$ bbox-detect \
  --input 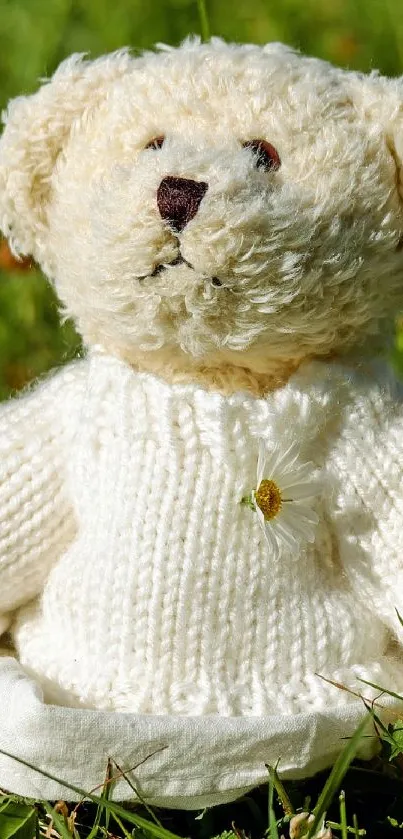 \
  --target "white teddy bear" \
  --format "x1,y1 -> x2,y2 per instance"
0,38 -> 403,718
